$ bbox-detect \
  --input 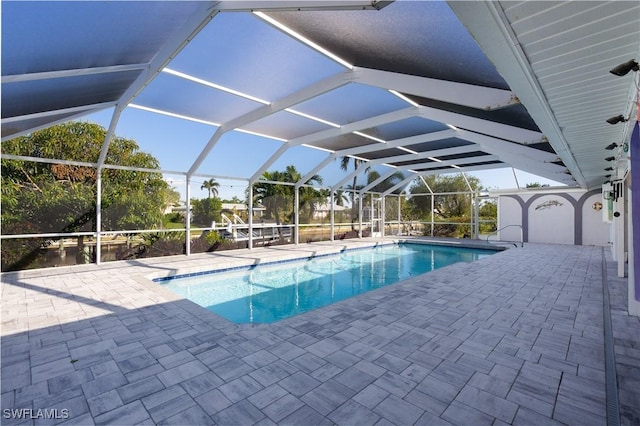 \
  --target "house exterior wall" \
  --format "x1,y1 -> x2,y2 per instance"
528,194 -> 574,244
497,197 -> 522,242
494,189 -> 609,246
